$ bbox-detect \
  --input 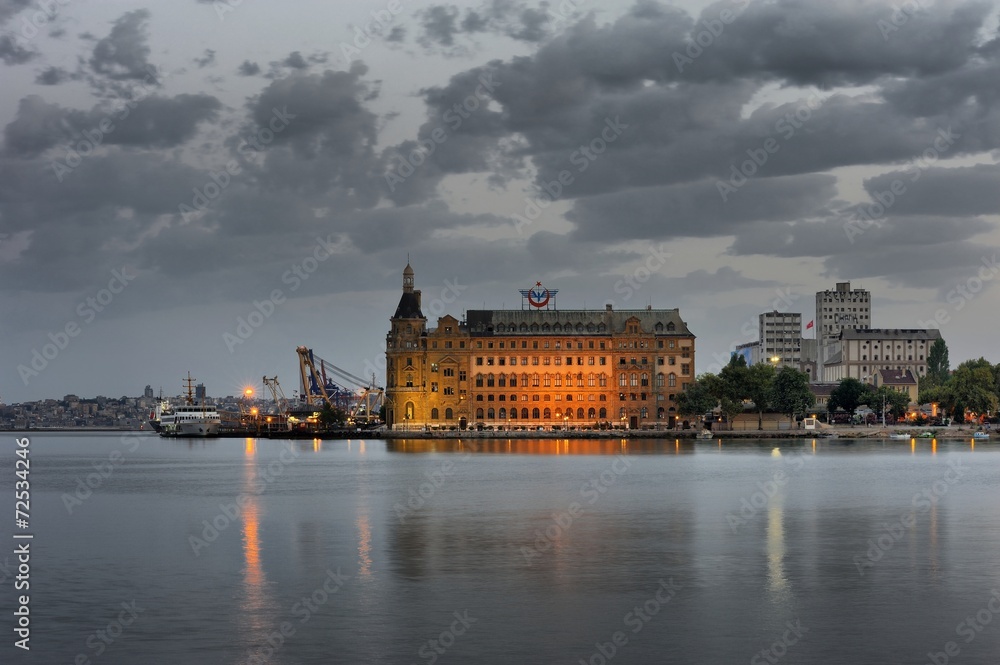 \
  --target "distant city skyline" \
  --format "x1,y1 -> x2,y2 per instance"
2,0 -> 999,401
